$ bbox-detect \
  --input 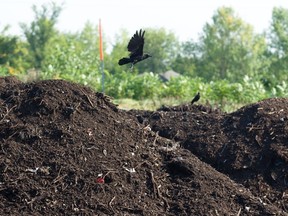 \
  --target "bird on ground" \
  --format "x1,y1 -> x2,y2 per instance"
191,92 -> 200,104
118,29 -> 152,70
